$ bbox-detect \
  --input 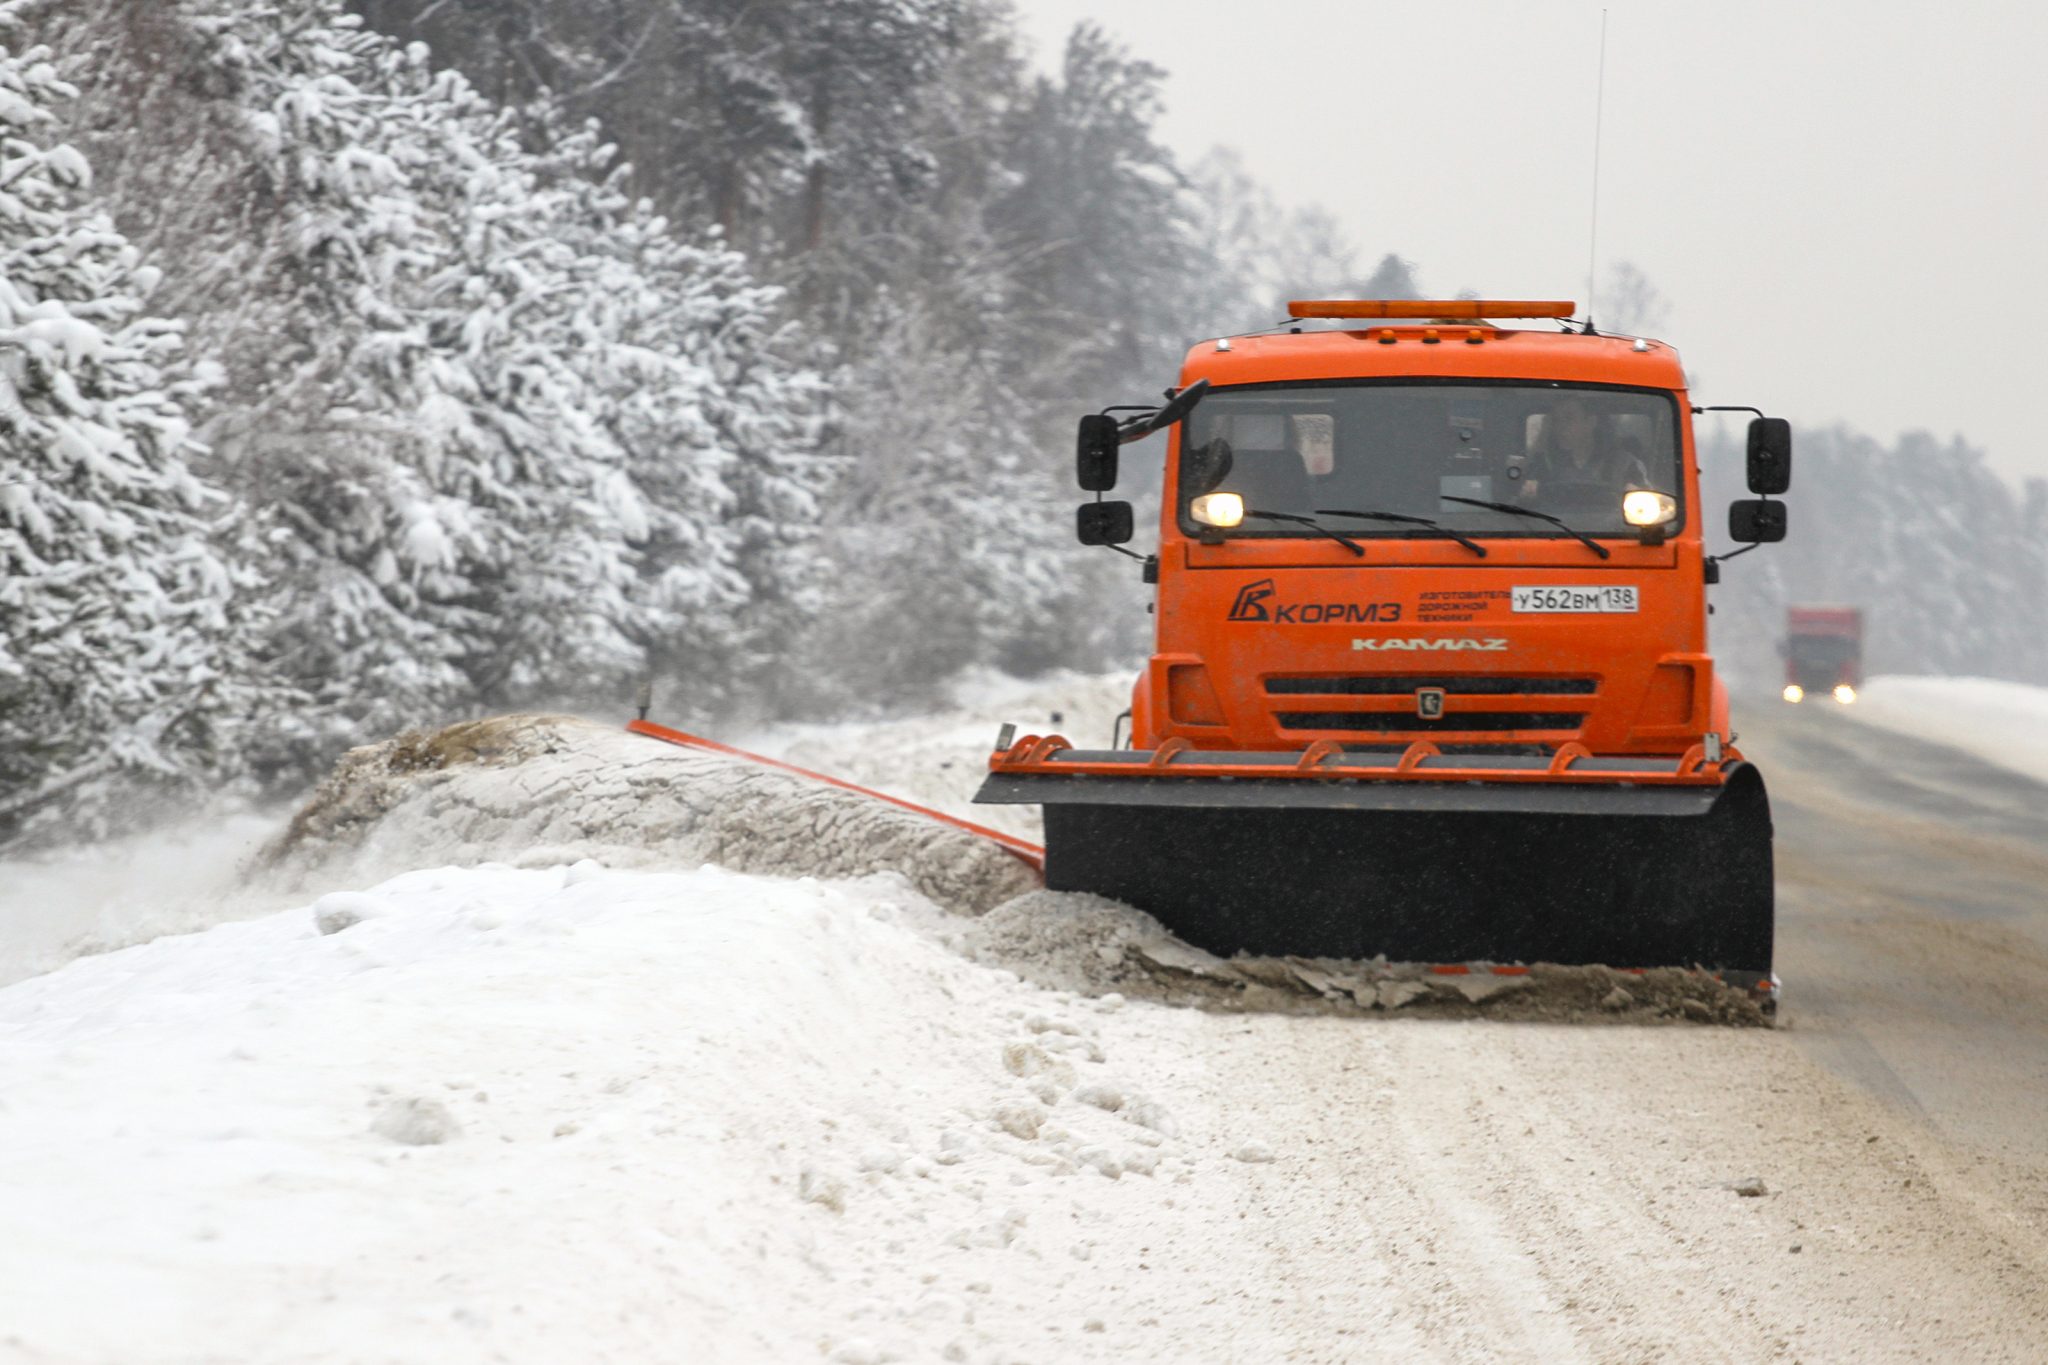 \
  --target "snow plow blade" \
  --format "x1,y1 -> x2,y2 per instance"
975,740 -> 1773,982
